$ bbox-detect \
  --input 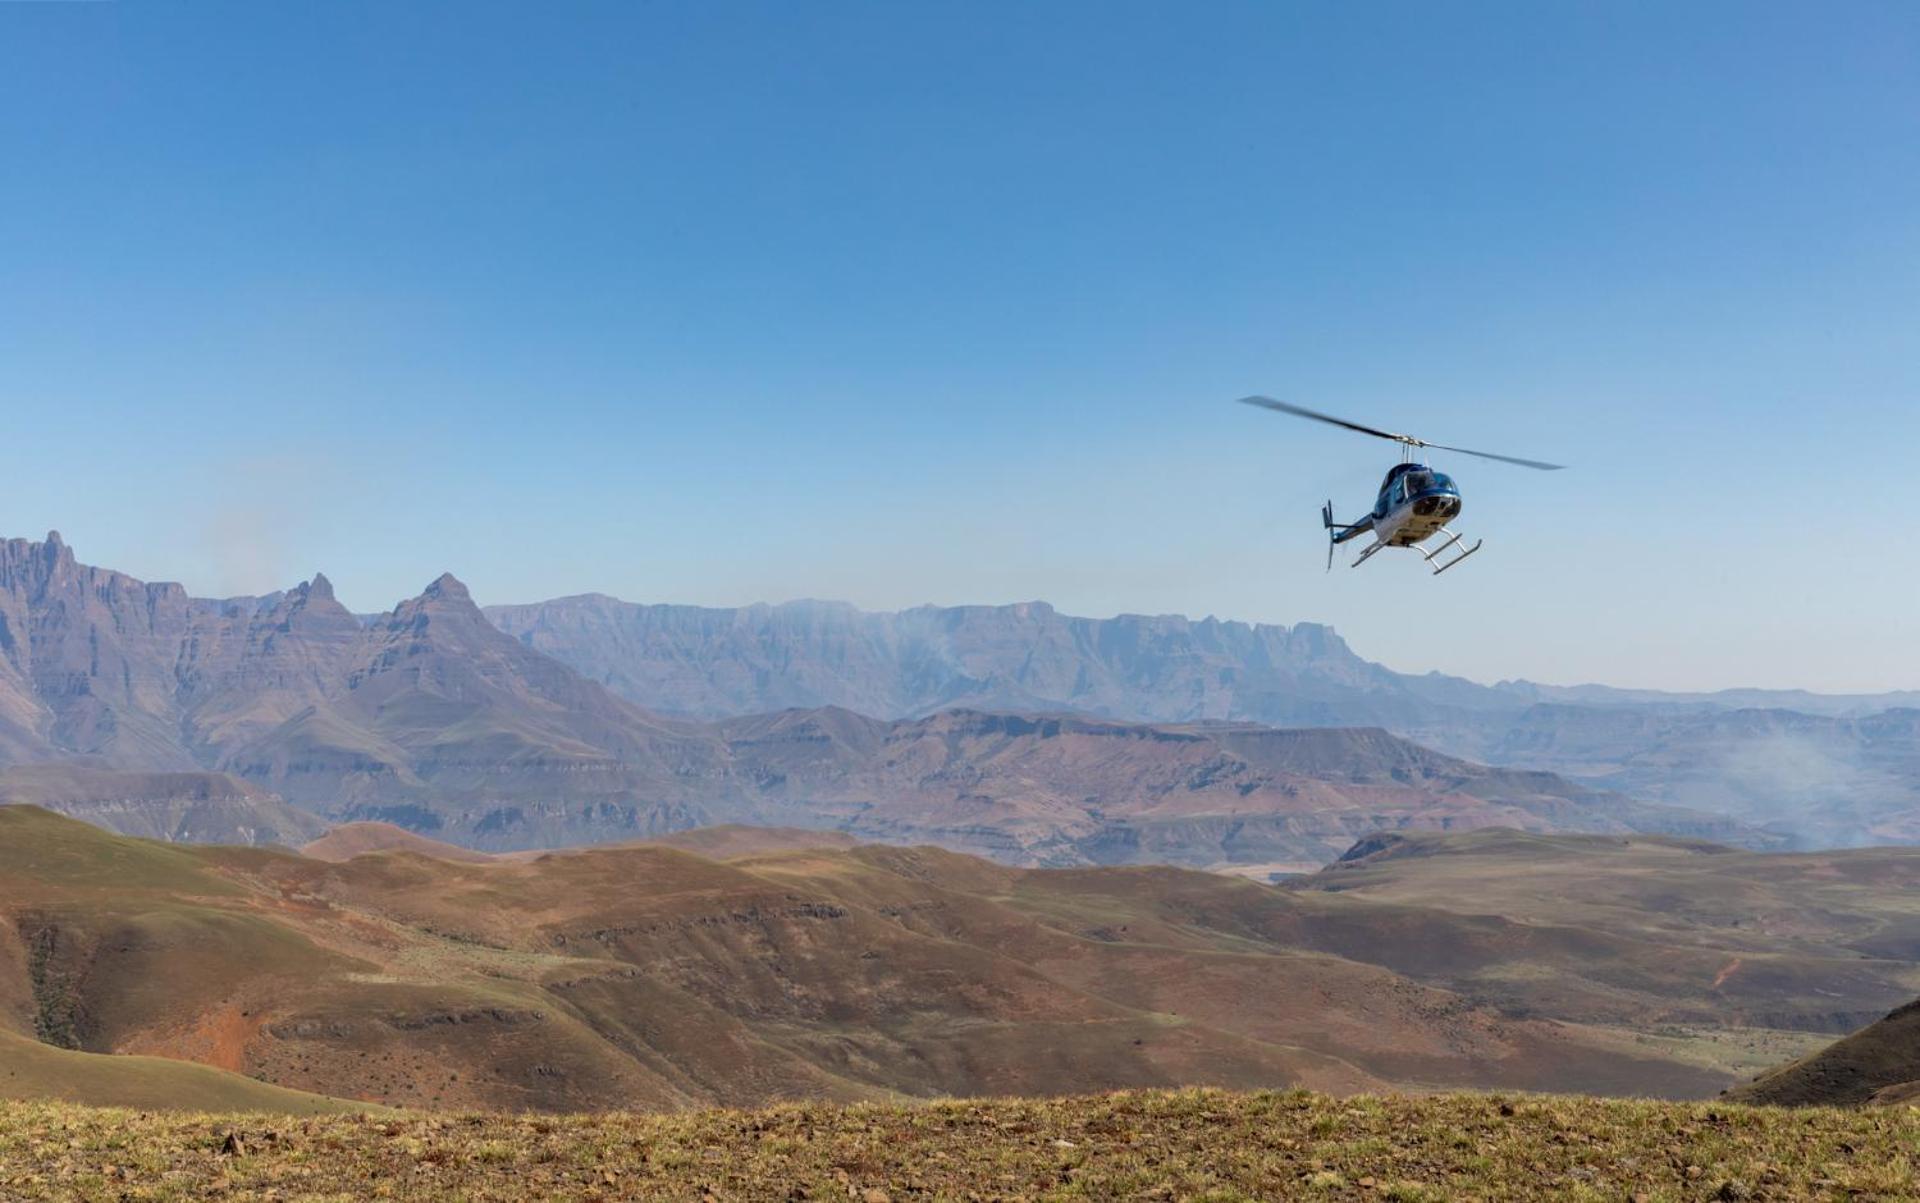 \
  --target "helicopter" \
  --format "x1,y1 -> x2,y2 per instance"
1237,396 -> 1565,575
